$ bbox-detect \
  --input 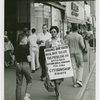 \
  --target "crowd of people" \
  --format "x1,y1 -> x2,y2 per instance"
4,23 -> 91,100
